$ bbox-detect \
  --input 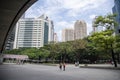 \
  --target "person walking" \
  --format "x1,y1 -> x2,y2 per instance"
59,63 -> 62,70
63,63 -> 66,71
